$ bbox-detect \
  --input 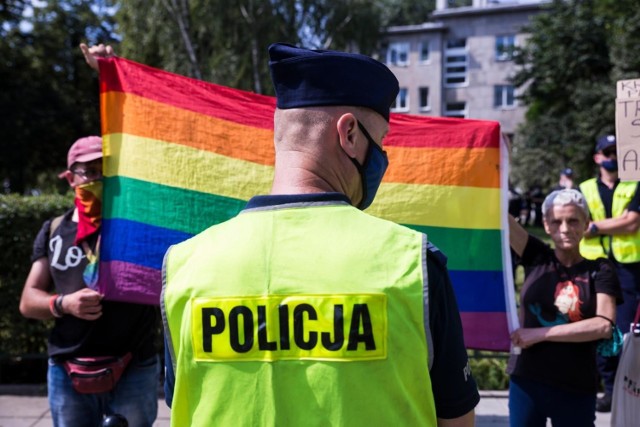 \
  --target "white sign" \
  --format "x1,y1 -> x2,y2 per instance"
616,79 -> 640,181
